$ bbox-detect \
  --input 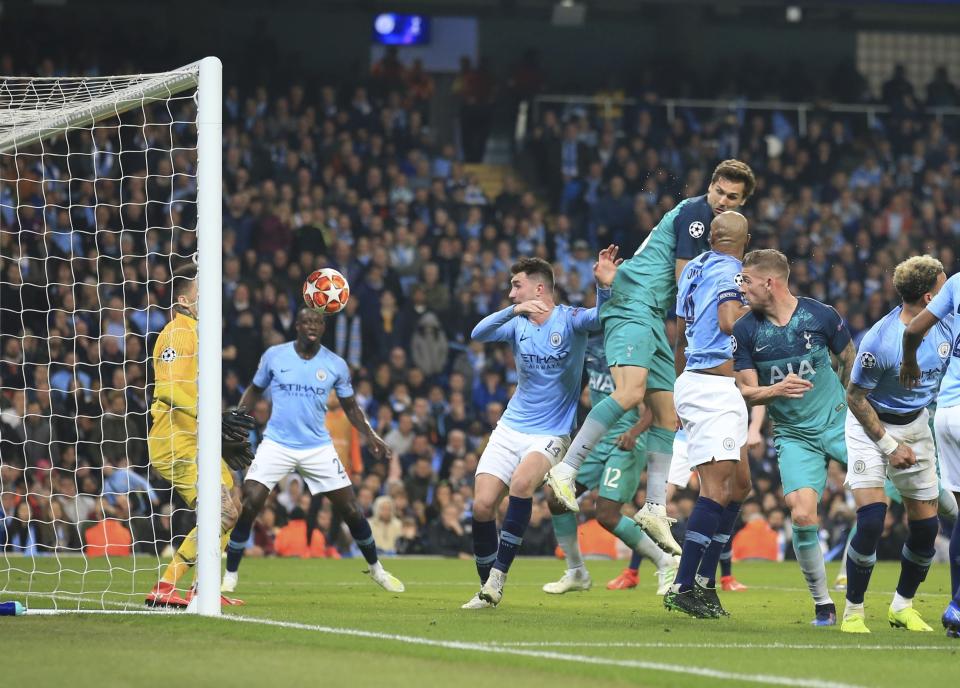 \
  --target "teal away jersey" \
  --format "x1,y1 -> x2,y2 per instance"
733,297 -> 851,437
612,195 -> 715,312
